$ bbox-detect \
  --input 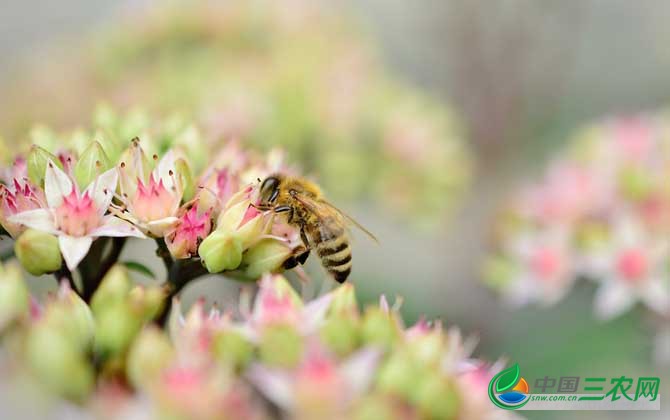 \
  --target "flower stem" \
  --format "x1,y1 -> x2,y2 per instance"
81,237 -> 127,302
54,265 -> 81,297
154,239 -> 209,326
